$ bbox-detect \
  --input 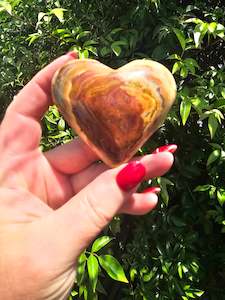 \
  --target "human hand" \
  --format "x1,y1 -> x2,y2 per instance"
0,53 -> 175,299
